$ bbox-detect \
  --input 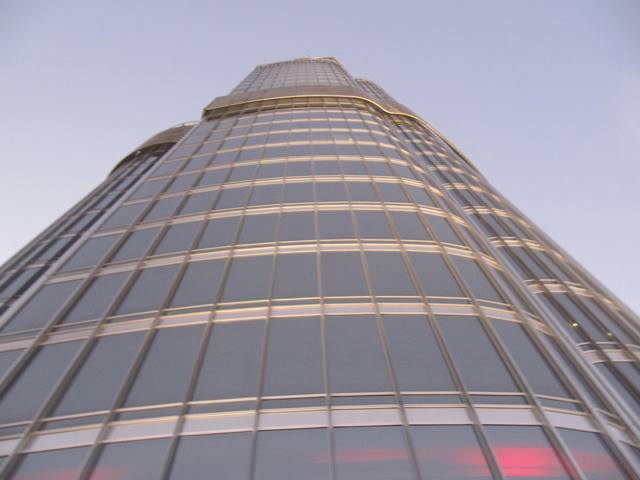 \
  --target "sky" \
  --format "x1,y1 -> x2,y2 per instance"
0,0 -> 638,313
